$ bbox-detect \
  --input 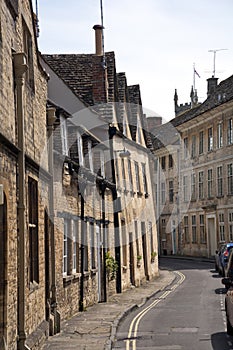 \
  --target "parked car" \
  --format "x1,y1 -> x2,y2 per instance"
222,275 -> 233,335
217,243 -> 233,276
